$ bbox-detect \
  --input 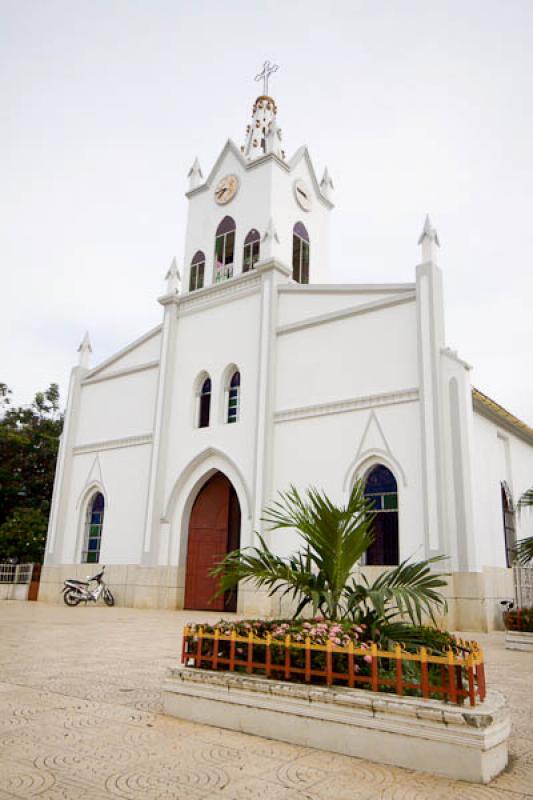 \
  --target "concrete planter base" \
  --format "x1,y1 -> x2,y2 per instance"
505,630 -> 533,651
163,667 -> 510,784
